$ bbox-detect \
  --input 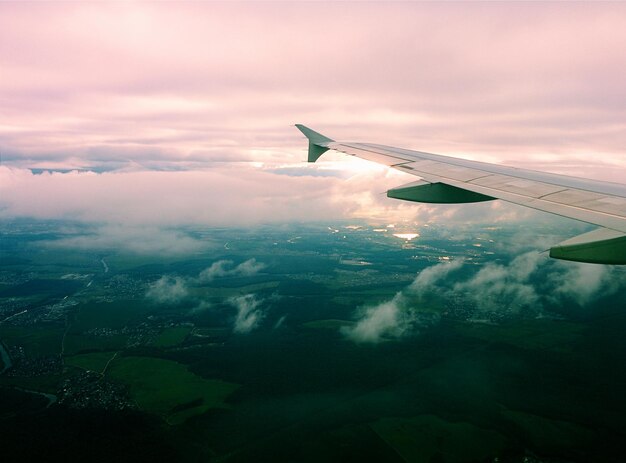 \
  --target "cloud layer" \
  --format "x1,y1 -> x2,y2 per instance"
0,164 -> 552,234
2,2 -> 626,178
2,3 -> 625,234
